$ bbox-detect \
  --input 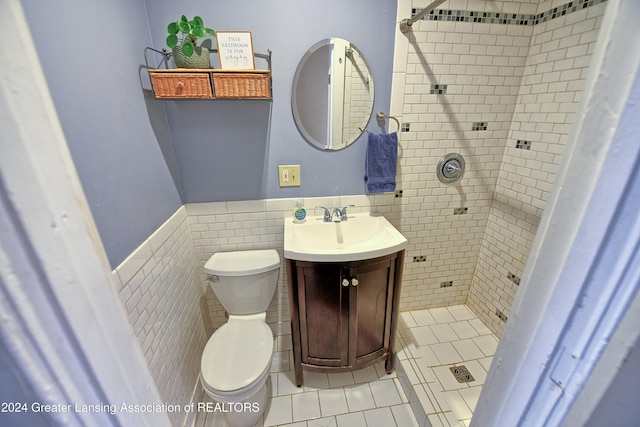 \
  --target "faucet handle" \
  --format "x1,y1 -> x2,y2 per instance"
339,204 -> 355,220
316,206 -> 332,222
